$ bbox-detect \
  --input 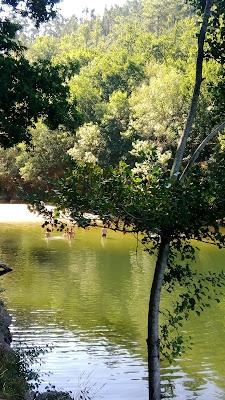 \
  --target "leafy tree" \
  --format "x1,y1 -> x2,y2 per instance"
0,0 -> 79,147
1,0 -> 60,27
2,1 -> 225,397
128,64 -> 189,147
67,123 -> 102,165
100,90 -> 131,165
17,122 -> 74,197
0,56 -> 78,146
26,35 -> 59,62
69,73 -> 103,123
0,145 -> 21,201
30,2 -> 225,400
142,0 -> 192,33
